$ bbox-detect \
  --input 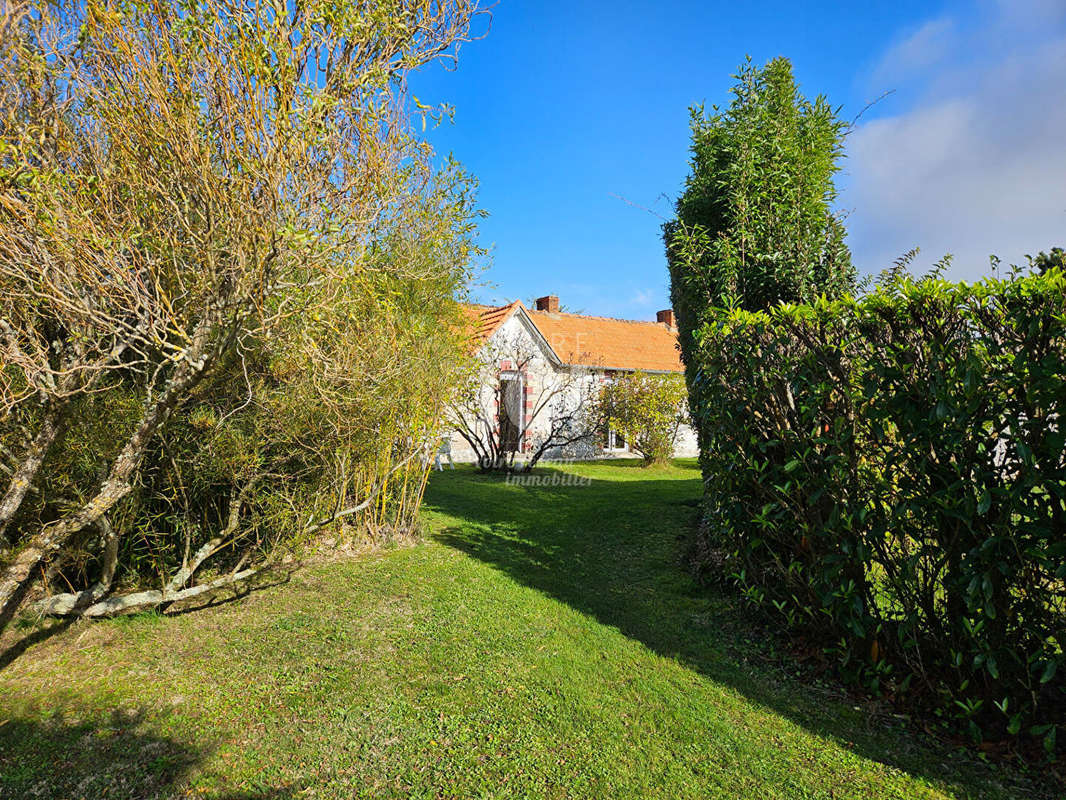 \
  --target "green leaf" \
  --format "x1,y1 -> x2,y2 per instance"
1039,660 -> 1057,684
